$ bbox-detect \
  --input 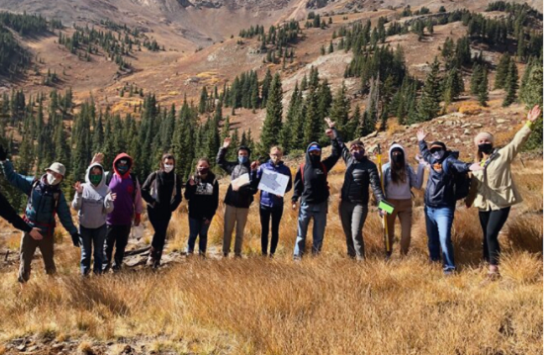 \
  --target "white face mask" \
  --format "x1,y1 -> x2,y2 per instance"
164,164 -> 174,173
46,173 -> 61,186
